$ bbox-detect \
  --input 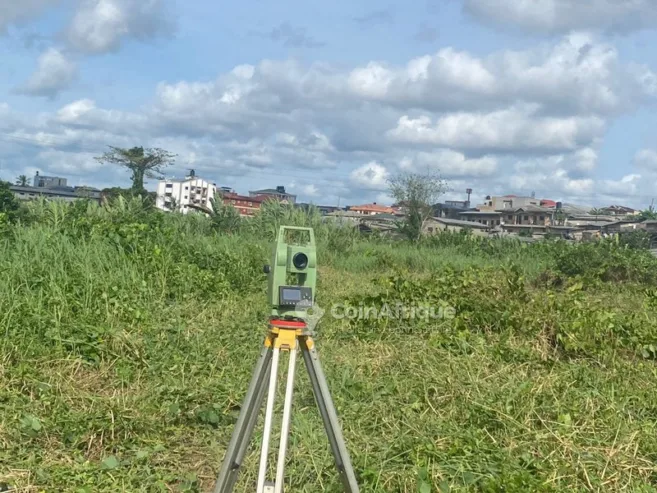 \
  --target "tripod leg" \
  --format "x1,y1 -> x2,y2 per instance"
300,338 -> 360,493
214,345 -> 273,493
257,346 -> 281,493
274,344 -> 298,493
